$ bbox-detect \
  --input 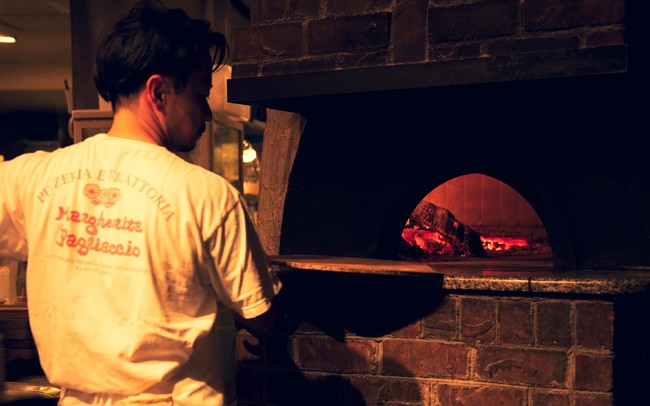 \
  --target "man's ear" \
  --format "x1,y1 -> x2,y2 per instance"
145,75 -> 169,110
